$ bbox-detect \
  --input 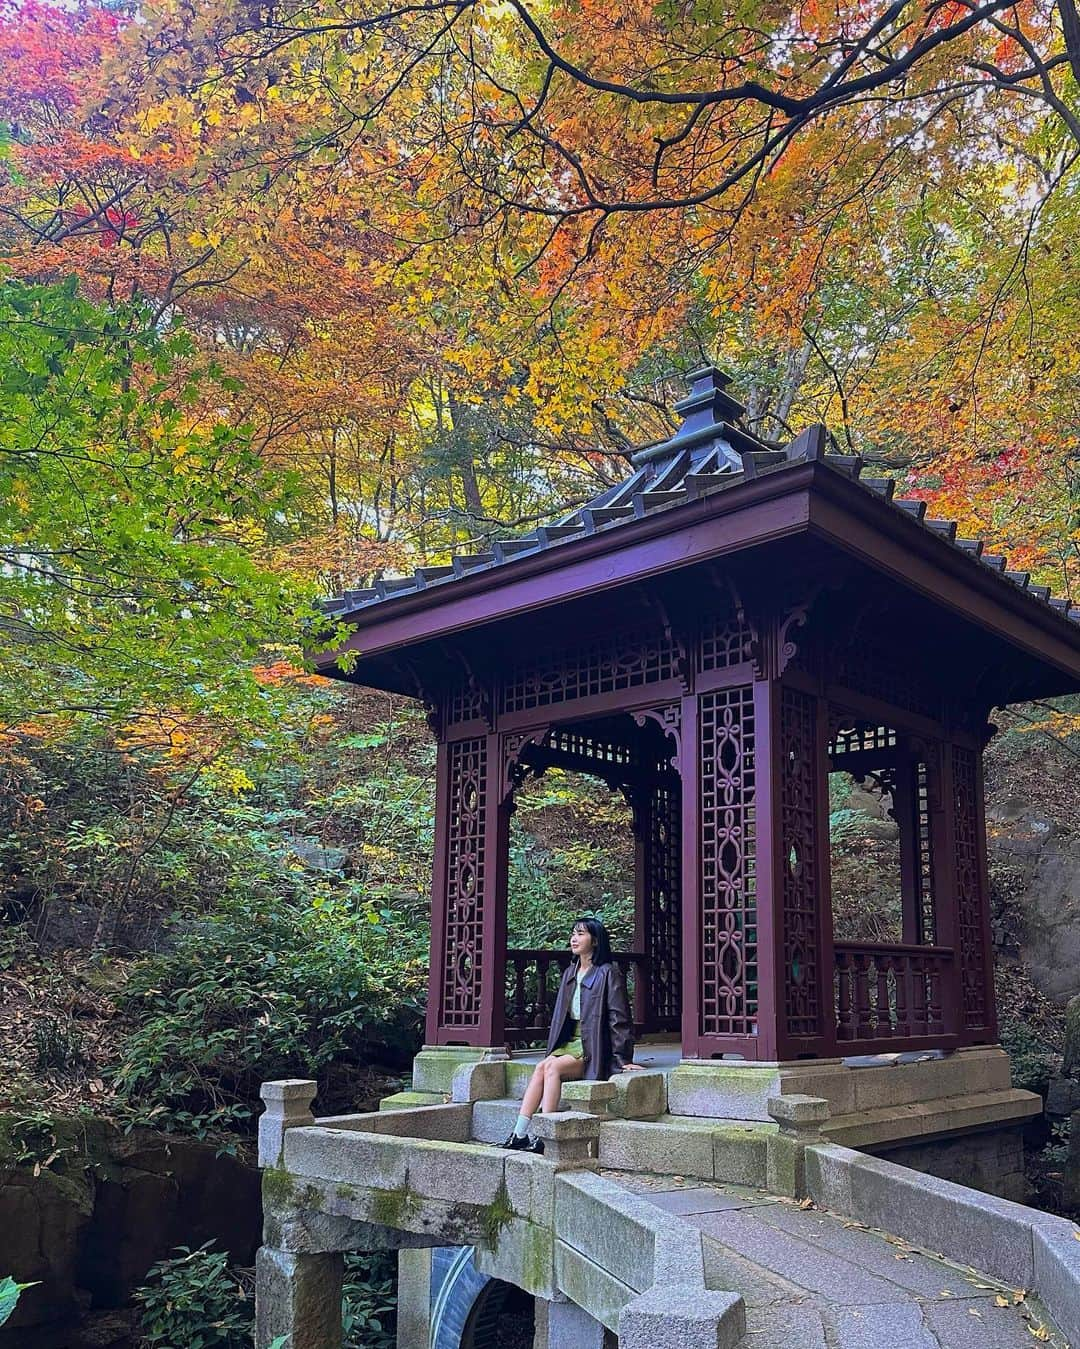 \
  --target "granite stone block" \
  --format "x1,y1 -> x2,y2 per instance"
554,1240 -> 634,1334
804,1143 -> 861,1214
618,1284 -> 745,1349
470,1098 -> 518,1143
258,1079 -> 317,1168
450,1060 -> 507,1104
821,1303 -> 937,1348
608,1070 -> 666,1119
533,1295 -> 606,1349
411,1046 -> 505,1094
504,1150 -> 556,1226
283,1127 -> 407,1191
255,1246 -> 343,1349
403,1138 -> 507,1206
475,1217 -> 557,1299
713,1124 -> 770,1187
555,1172 -> 656,1290
1032,1214 -> 1080,1348
318,1103 -> 472,1142
847,1154 -> 1037,1287
742,1304 -> 827,1348
598,1119 -> 715,1178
